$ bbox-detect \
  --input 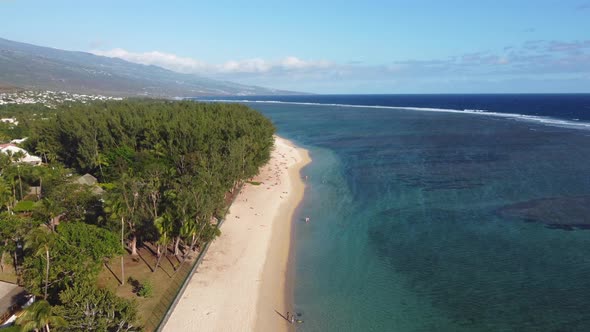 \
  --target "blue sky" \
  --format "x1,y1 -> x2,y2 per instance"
2,0 -> 590,93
